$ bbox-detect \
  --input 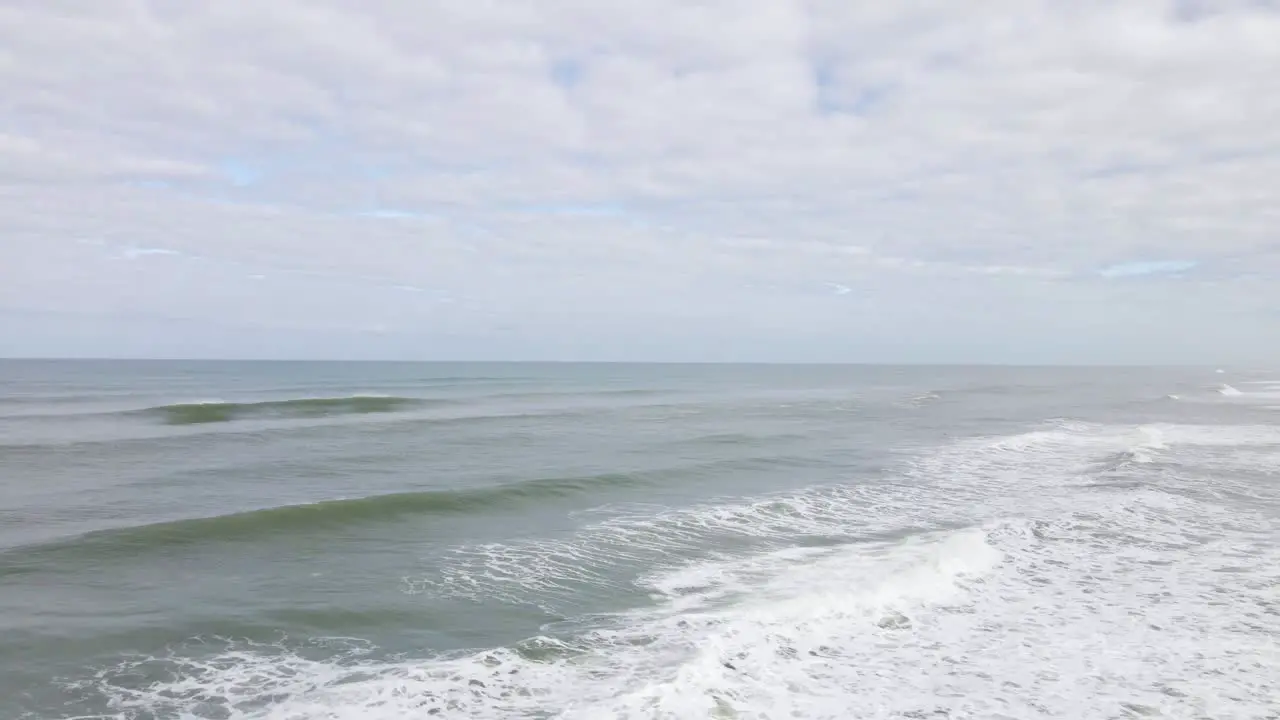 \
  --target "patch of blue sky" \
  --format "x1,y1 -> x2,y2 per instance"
219,158 -> 263,187
812,59 -> 894,115
551,57 -> 583,89
1098,260 -> 1198,278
